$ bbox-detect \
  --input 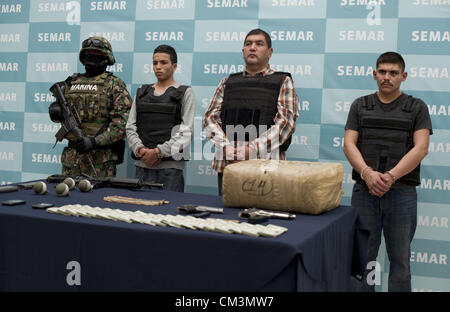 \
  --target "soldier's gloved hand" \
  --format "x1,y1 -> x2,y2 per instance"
48,101 -> 63,122
74,136 -> 97,153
